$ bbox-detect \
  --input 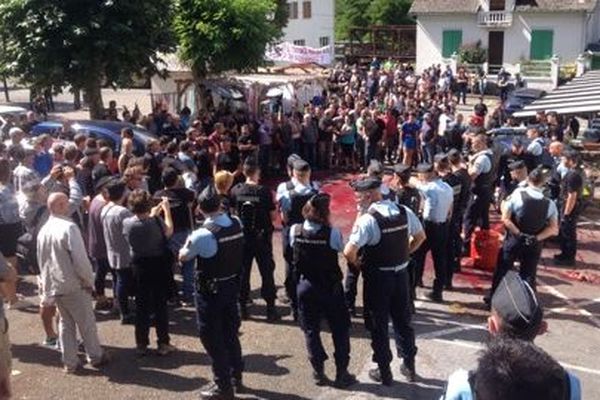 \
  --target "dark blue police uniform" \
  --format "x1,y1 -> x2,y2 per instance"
291,220 -> 355,387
